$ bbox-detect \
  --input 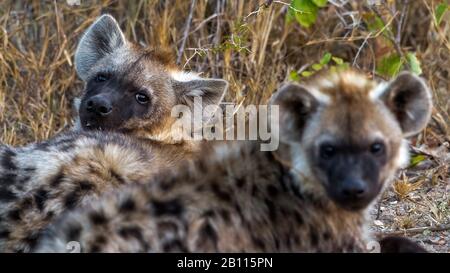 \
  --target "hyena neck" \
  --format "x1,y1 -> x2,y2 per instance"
130,128 -> 202,153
